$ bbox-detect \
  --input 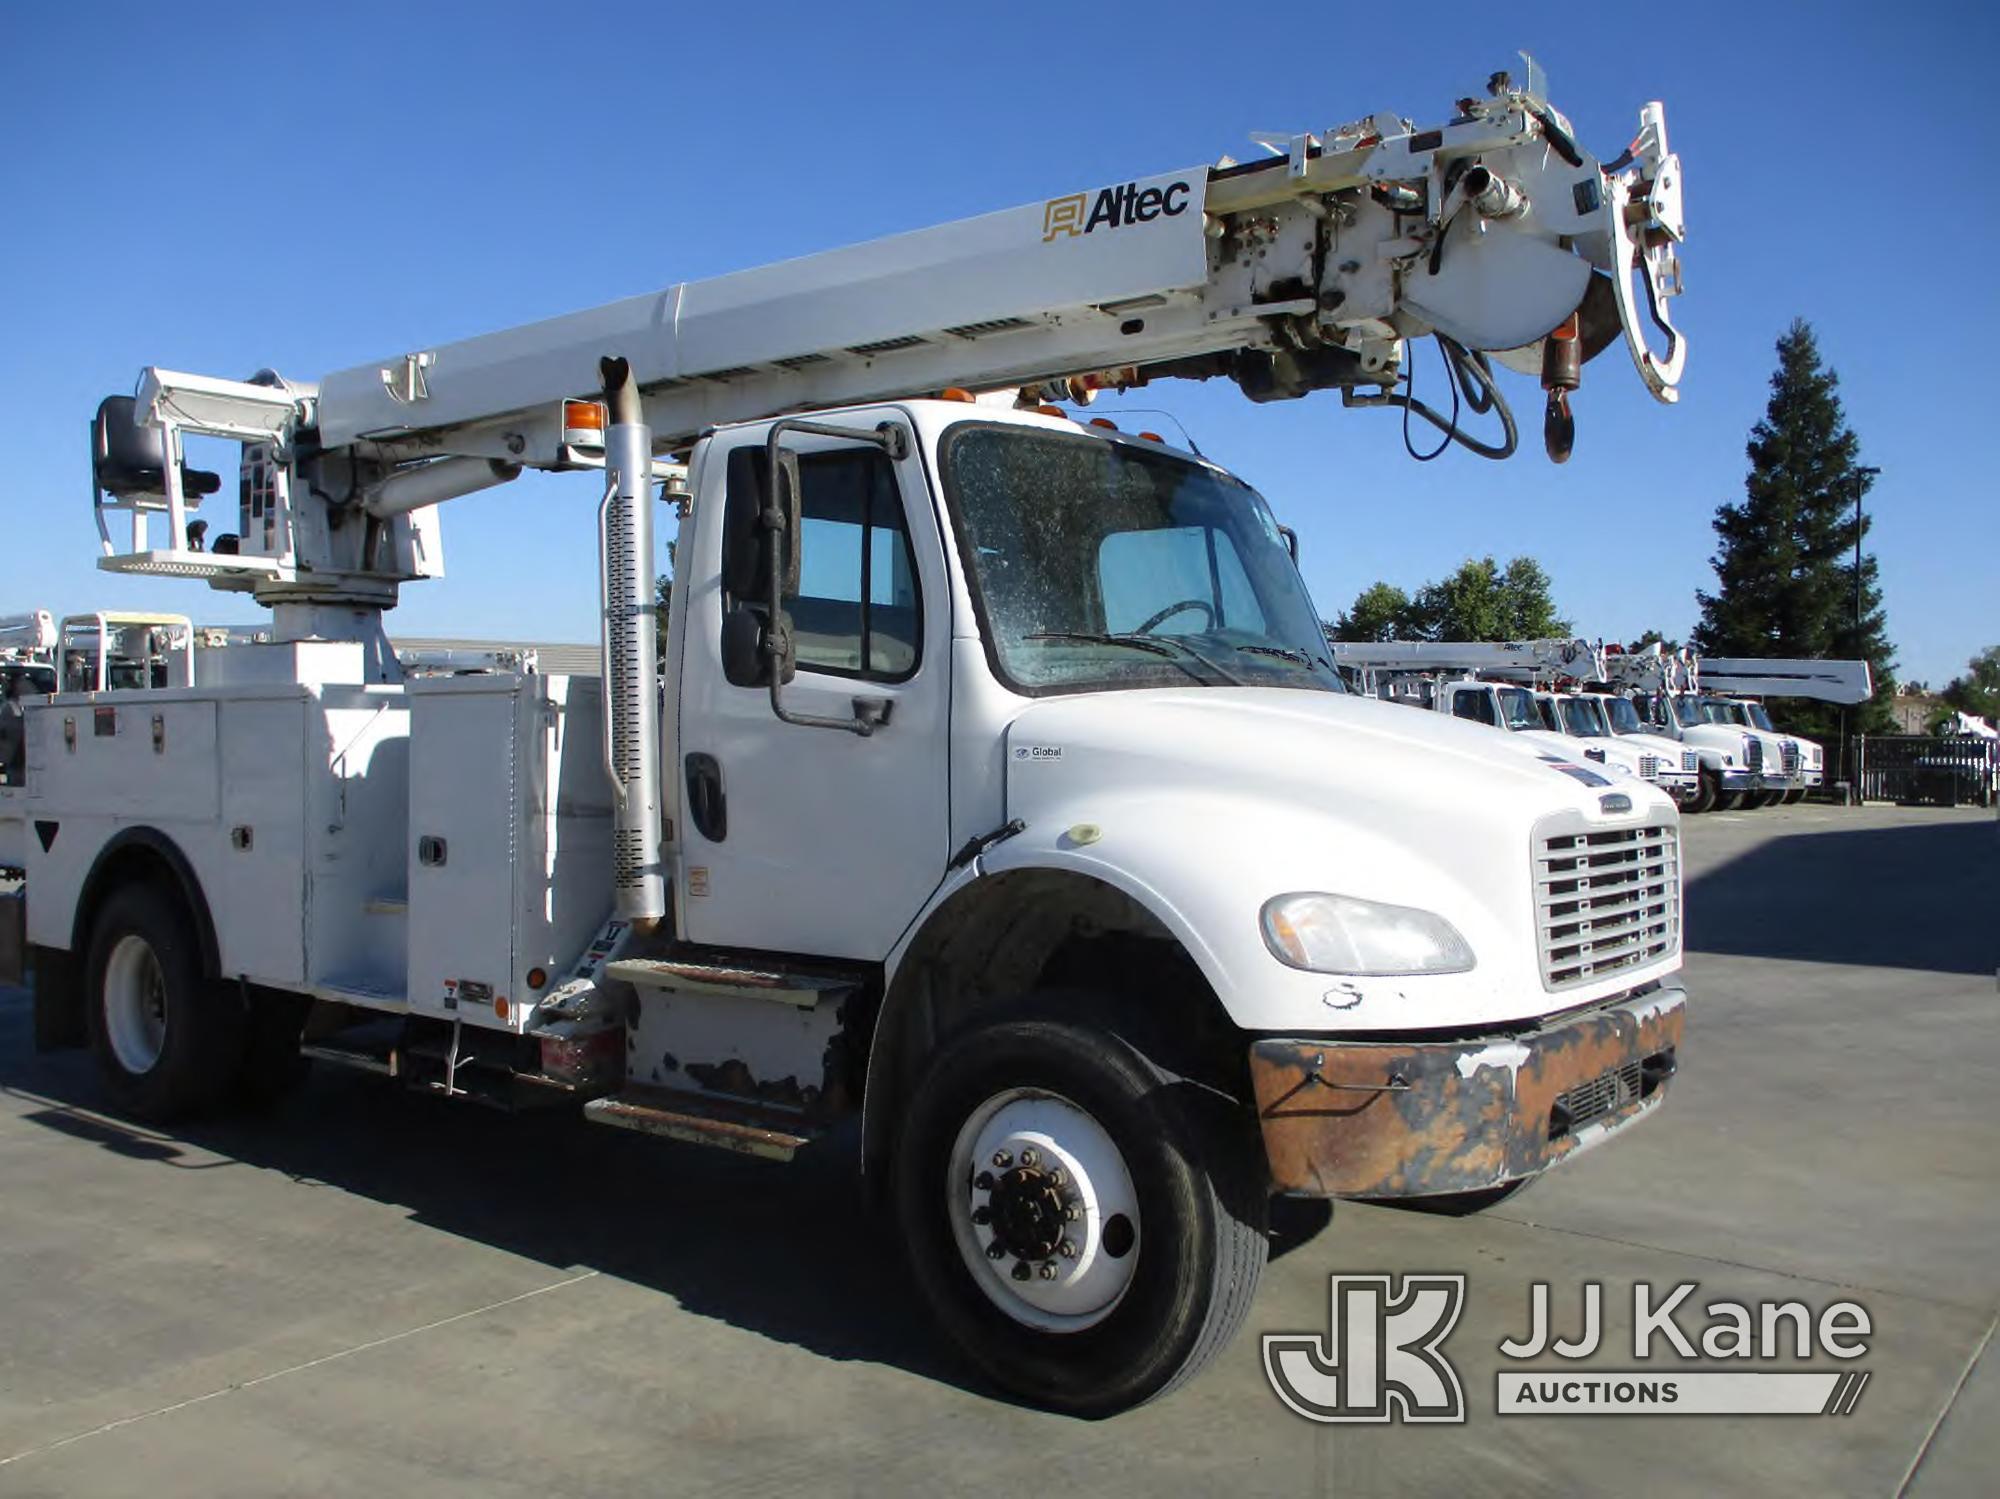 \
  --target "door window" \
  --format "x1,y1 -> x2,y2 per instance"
726,447 -> 921,681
